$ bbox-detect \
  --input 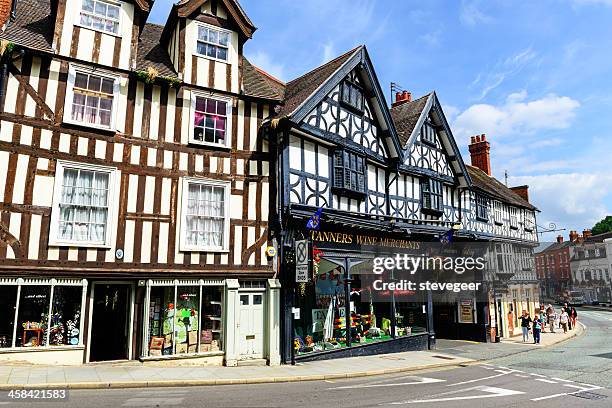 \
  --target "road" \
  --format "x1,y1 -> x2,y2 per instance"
3,308 -> 612,408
